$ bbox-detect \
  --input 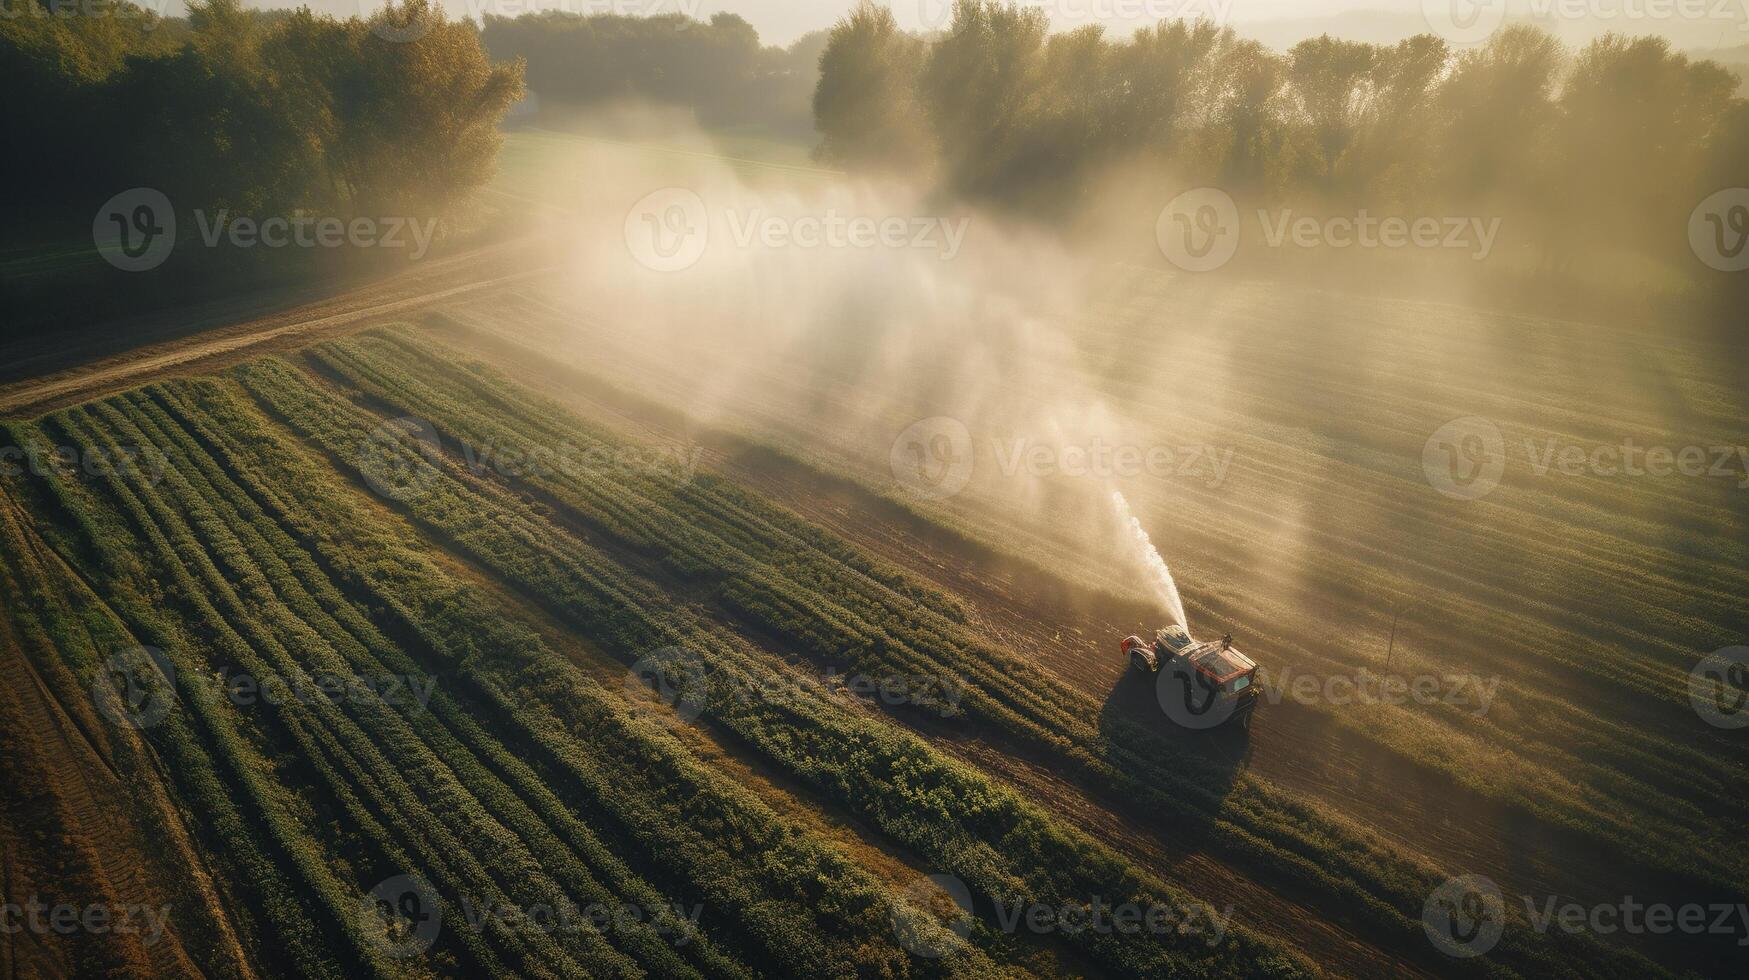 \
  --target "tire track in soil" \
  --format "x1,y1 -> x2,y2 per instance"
0,487 -> 259,980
